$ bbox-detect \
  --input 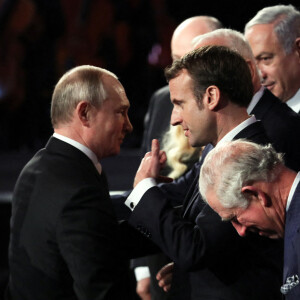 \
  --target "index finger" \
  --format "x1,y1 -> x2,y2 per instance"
151,139 -> 160,157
